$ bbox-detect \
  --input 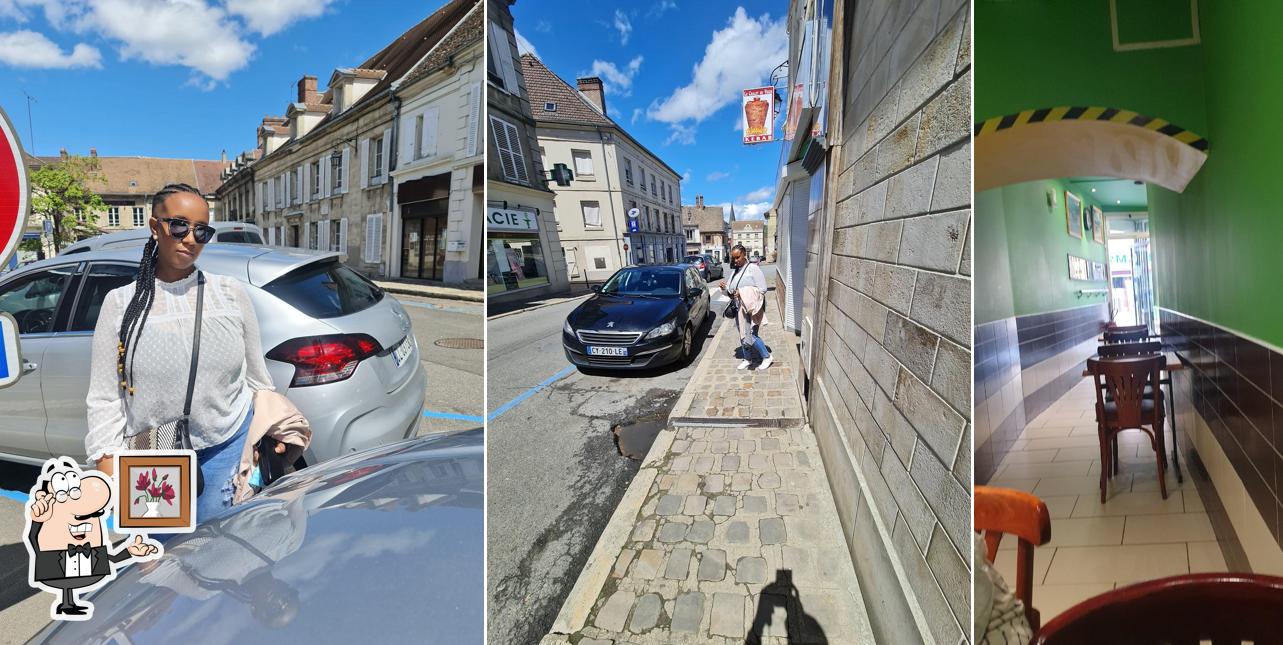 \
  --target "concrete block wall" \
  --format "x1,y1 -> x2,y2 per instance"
809,0 -> 971,643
